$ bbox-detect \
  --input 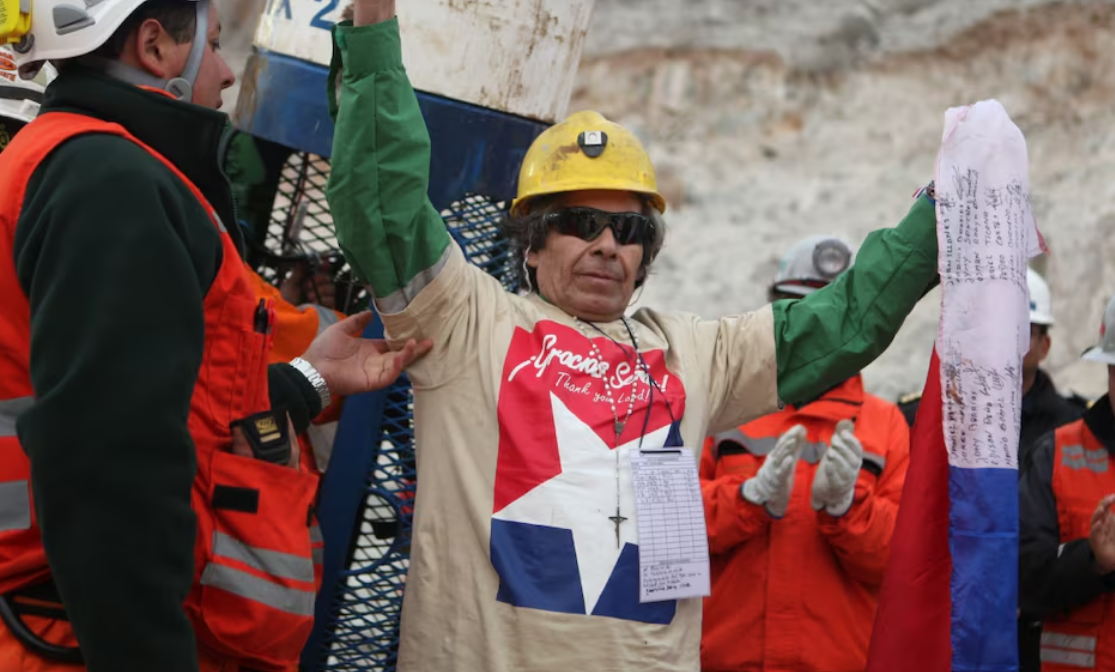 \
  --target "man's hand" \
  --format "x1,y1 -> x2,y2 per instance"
811,419 -> 864,517
353,0 -> 394,26
741,425 -> 806,518
300,311 -> 432,397
1090,494 -> 1115,575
